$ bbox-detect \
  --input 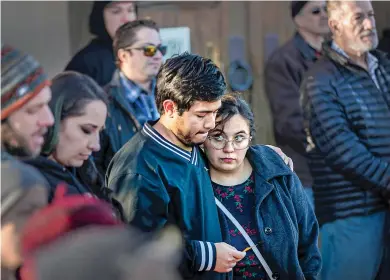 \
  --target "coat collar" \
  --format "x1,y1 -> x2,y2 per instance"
23,156 -> 80,187
246,145 -> 293,205
107,70 -> 137,116
246,145 -> 292,181
293,32 -> 319,62
119,71 -> 156,103
322,39 -> 389,70
1,150 -> 13,161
